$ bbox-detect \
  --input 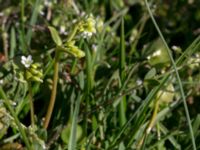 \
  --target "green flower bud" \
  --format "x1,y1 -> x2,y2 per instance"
30,68 -> 40,75
64,41 -> 85,58
31,76 -> 43,83
37,70 -> 43,78
24,62 -> 43,83
25,70 -> 33,80
96,18 -> 104,32
31,63 -> 41,69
